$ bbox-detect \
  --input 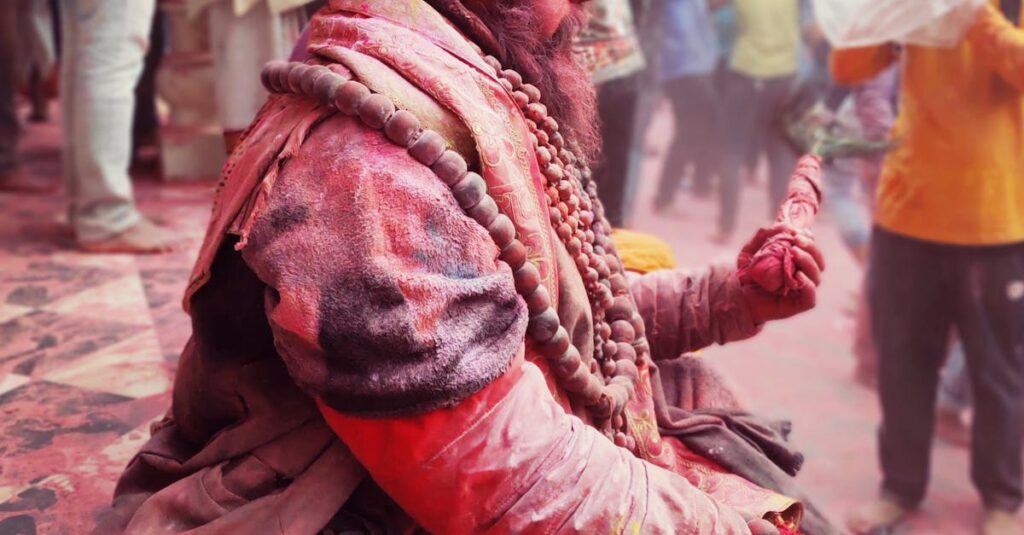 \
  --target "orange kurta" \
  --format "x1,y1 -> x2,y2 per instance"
831,2 -> 1024,245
